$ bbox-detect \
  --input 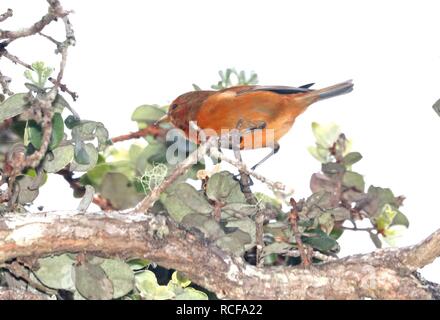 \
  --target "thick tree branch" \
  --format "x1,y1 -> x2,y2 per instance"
0,210 -> 438,299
